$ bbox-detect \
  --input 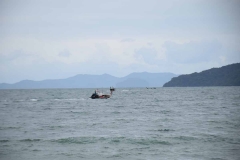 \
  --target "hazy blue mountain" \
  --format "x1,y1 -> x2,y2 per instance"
116,78 -> 149,88
119,72 -> 177,87
0,72 -> 177,89
163,63 -> 240,87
